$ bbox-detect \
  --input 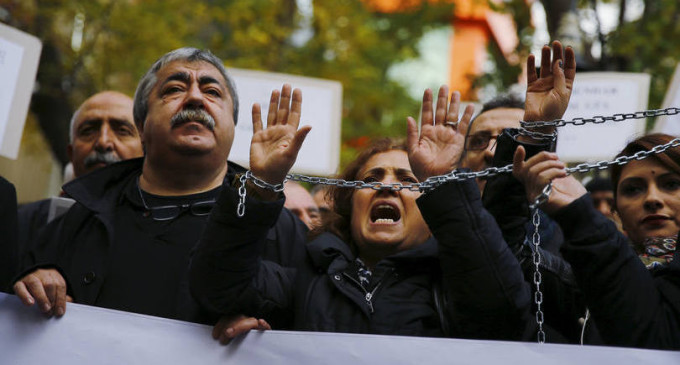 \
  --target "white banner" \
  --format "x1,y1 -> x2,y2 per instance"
227,68 -> 342,176
557,72 -> 650,162
652,62 -> 680,136
1,293 -> 678,364
0,23 -> 41,160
